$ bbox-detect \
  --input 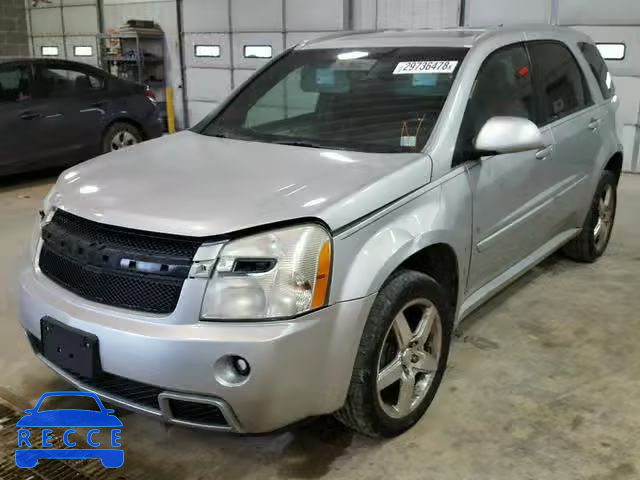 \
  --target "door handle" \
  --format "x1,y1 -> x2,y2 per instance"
535,145 -> 553,160
90,100 -> 108,108
19,111 -> 42,120
588,118 -> 601,130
